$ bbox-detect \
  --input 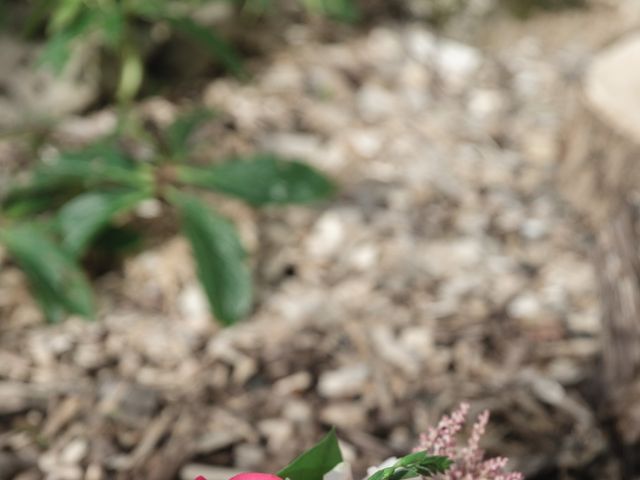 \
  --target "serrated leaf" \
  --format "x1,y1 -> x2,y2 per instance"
394,451 -> 427,468
0,223 -> 95,323
170,192 -> 252,325
57,189 -> 148,257
168,16 -> 245,78
365,453 -> 452,480
166,108 -> 214,161
277,428 -> 342,480
366,472 -> 382,480
178,154 -> 335,206
414,456 -> 452,475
